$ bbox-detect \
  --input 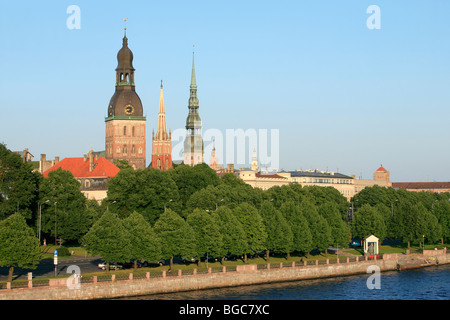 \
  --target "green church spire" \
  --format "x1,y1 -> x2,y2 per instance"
186,46 -> 200,129
184,46 -> 204,166
190,45 -> 197,89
